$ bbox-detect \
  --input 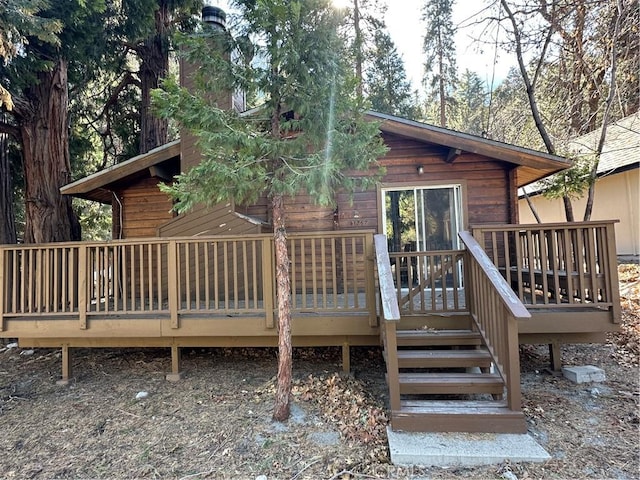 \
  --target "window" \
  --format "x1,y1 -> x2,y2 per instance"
382,184 -> 463,253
